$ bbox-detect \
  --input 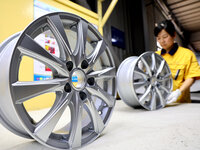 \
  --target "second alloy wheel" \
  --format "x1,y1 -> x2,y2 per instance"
116,52 -> 173,110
